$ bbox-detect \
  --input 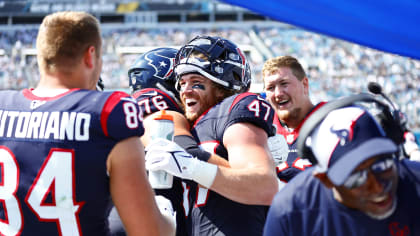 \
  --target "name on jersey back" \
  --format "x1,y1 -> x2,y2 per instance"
0,110 -> 90,141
